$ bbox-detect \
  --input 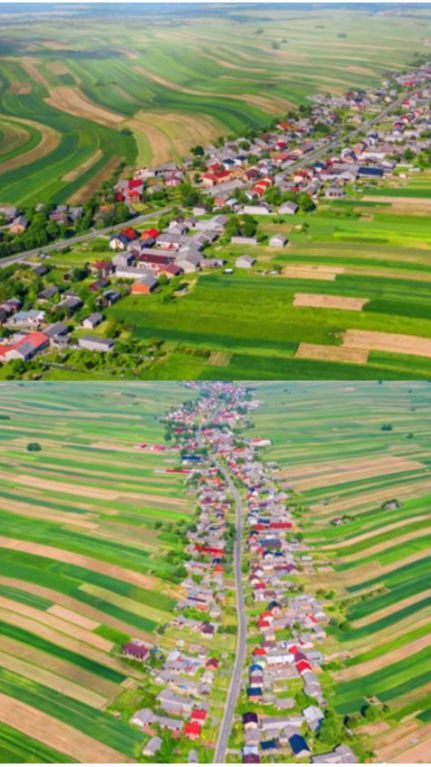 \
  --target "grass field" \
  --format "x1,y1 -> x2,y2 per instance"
104,191 -> 431,379
0,381 -> 192,763
247,381 -> 431,761
1,4 -> 430,204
